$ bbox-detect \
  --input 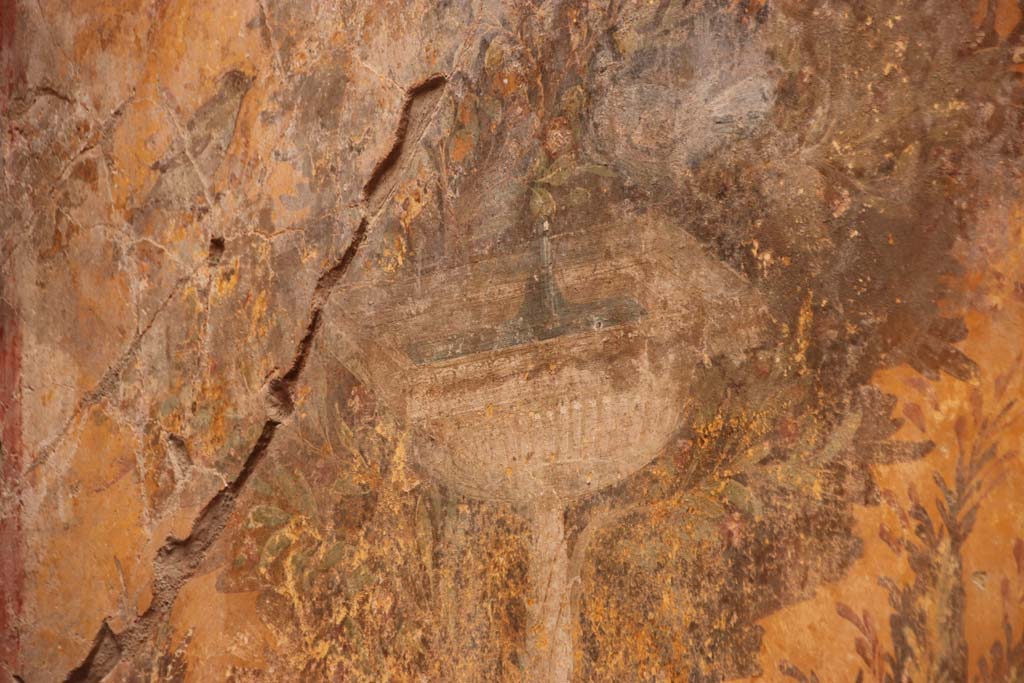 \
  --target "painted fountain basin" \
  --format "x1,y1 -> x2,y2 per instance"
330,215 -> 765,504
